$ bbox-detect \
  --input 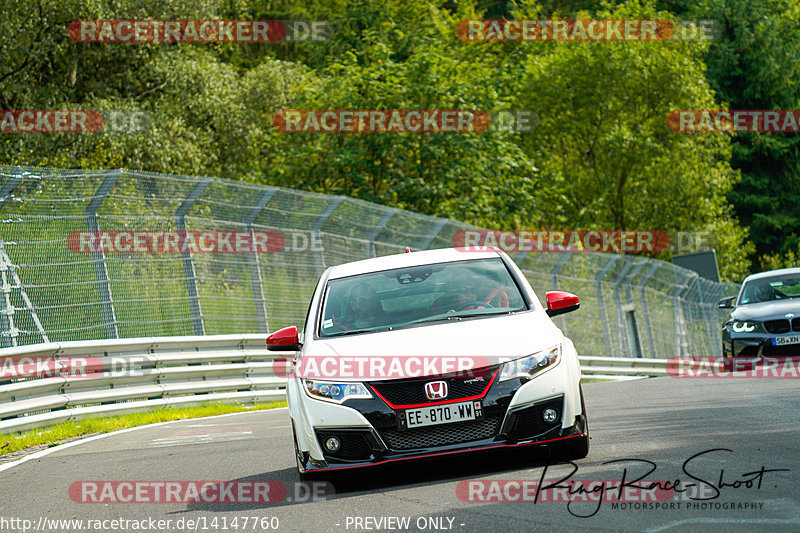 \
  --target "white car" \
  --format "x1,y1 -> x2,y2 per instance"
267,247 -> 588,477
